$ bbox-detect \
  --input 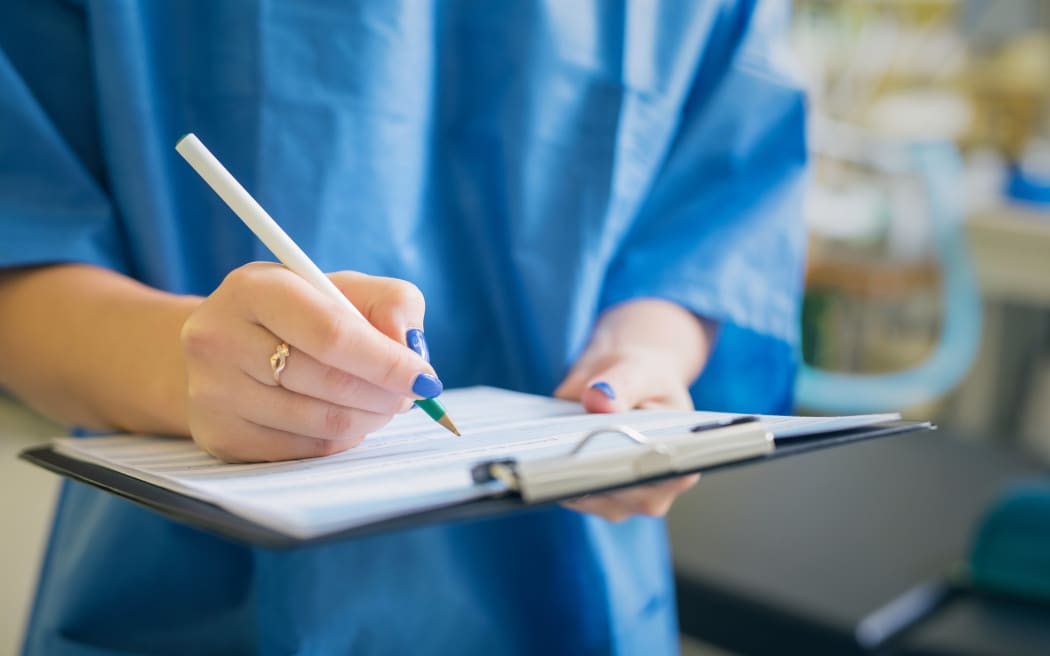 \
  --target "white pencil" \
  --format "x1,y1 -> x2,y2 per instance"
176,133 -> 358,314
175,133 -> 459,436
